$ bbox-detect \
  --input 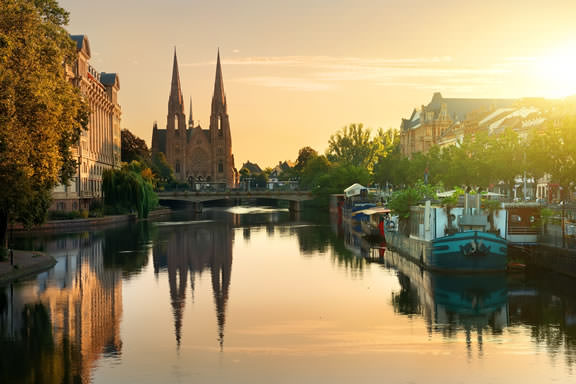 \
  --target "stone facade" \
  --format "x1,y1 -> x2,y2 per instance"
152,50 -> 238,187
400,92 -> 515,157
51,35 -> 121,211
